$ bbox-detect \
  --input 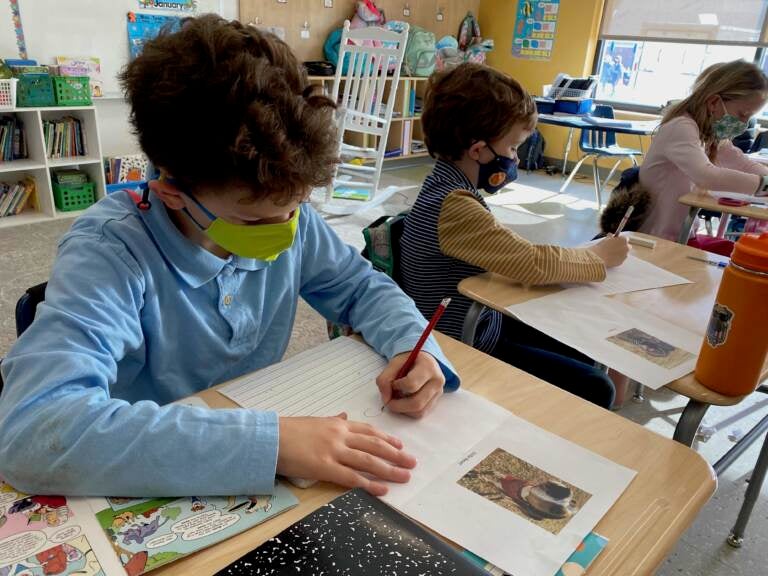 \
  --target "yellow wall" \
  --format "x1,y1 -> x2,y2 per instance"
478,0 -> 656,170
